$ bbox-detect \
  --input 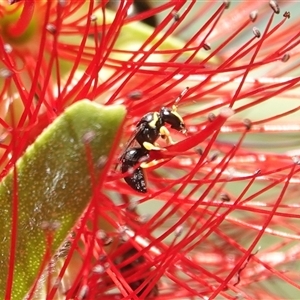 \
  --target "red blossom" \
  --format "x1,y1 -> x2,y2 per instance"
1,0 -> 300,299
